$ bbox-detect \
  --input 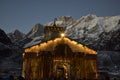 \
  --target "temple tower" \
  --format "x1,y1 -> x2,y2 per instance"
43,18 -> 64,41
